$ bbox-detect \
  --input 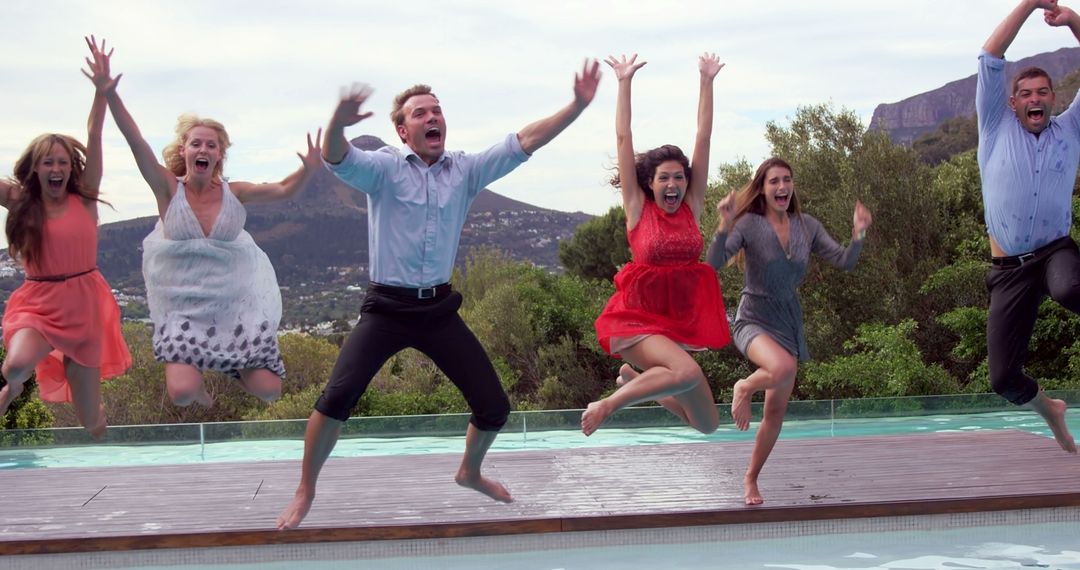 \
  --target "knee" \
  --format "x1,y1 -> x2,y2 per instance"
167,383 -> 201,407
695,416 -> 720,435
248,378 -> 282,403
671,363 -> 705,393
766,360 -> 797,388
471,391 -> 511,432
1049,278 -> 1080,310
1,357 -> 35,386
